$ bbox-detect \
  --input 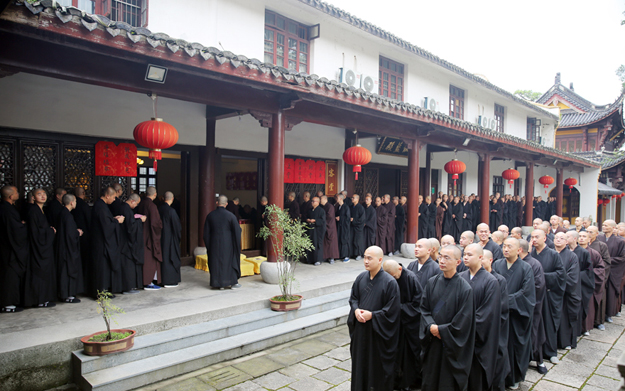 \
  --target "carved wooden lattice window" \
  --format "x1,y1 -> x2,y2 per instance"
100,176 -> 129,201
400,171 -> 408,197
364,168 -> 379,199
64,146 -> 95,203
0,140 -> 15,187
22,143 -> 58,196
